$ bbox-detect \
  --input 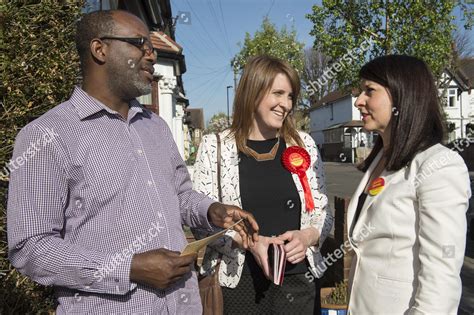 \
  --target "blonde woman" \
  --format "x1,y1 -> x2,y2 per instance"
192,55 -> 333,314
